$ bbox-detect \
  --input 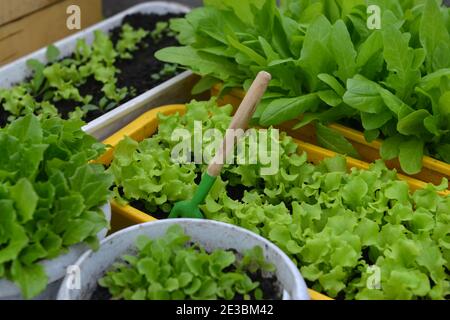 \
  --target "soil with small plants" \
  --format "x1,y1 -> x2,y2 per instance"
90,249 -> 283,301
128,179 -> 255,219
0,13 -> 183,126
54,13 -> 184,123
